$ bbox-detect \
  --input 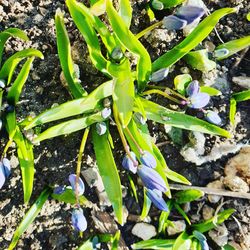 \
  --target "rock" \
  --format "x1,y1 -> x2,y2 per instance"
167,220 -> 186,236
132,222 -> 157,240
207,180 -> 224,203
82,167 -> 104,192
202,205 -> 215,220
98,191 -> 112,207
223,176 -> 249,193
232,76 -> 250,89
208,224 -> 229,247
224,147 -> 250,184
122,206 -> 129,224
